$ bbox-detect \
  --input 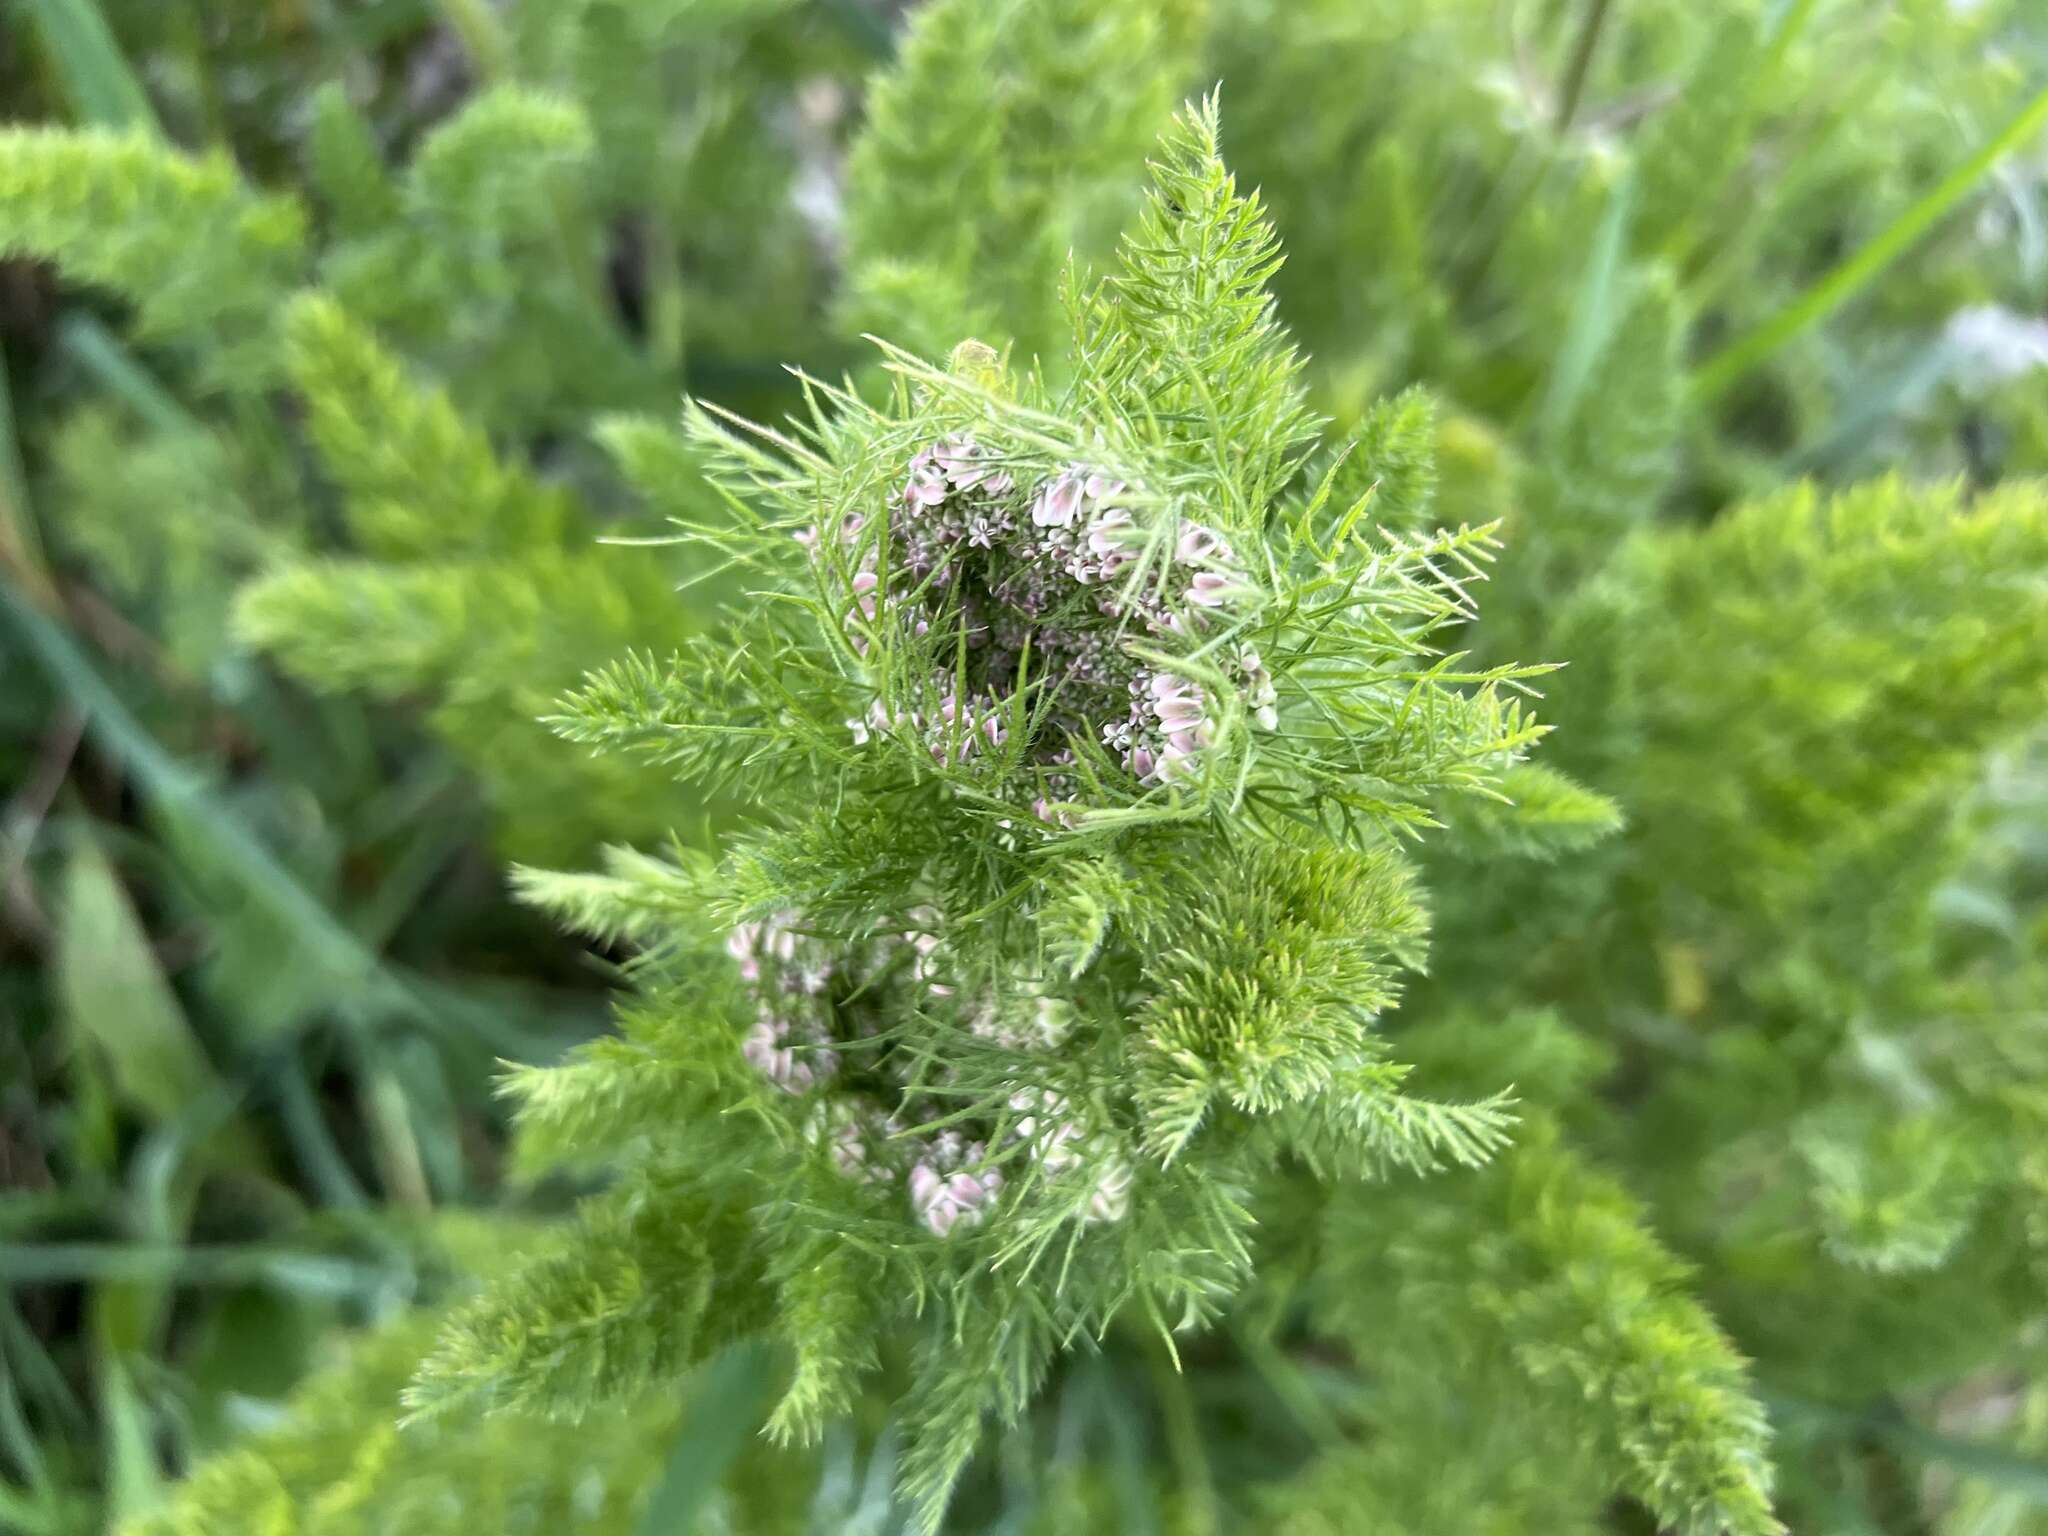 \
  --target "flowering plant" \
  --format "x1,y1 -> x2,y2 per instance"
453,98 -> 1572,1529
